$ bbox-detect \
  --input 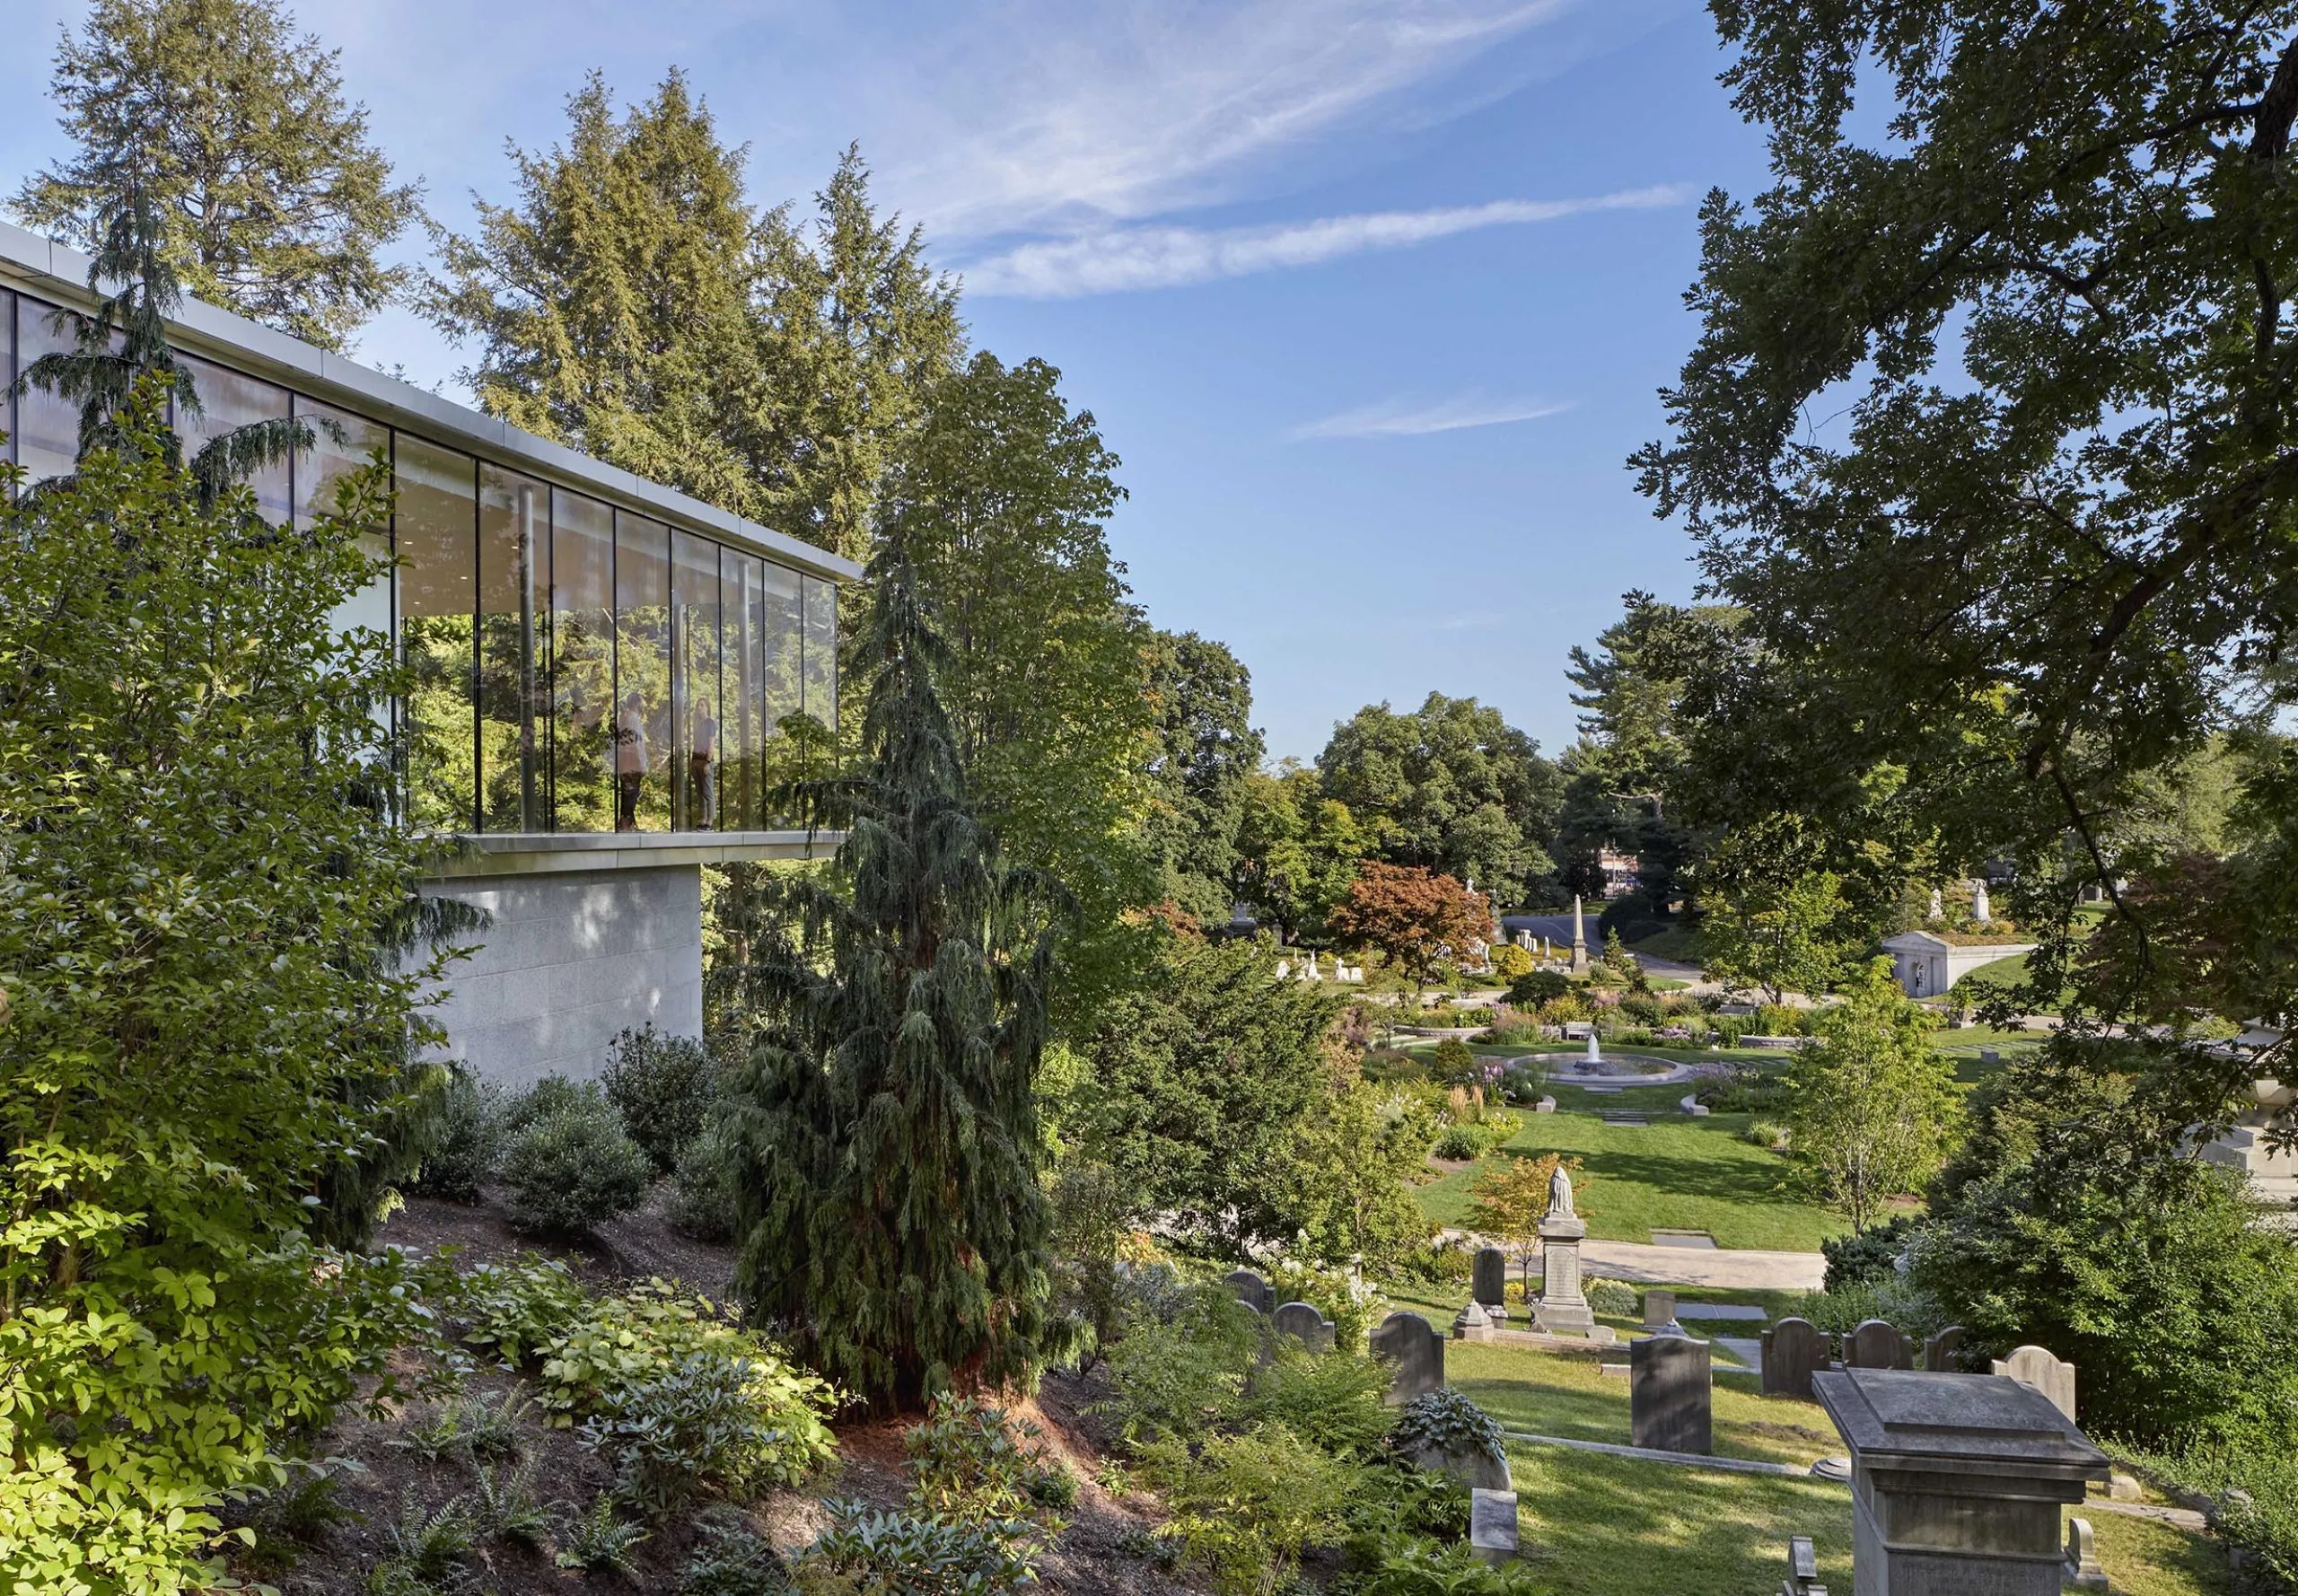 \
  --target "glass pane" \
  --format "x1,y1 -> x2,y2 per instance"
17,297 -> 86,486
174,354 -> 290,523
726,553 -> 763,830
613,513 -> 671,832
803,574 -> 838,778
672,531 -> 723,830
297,398 -> 392,644
479,465 -> 548,832
550,490 -> 616,832
396,434 -> 478,831
0,290 -> 13,474
759,562 -> 804,824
